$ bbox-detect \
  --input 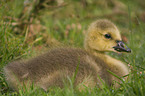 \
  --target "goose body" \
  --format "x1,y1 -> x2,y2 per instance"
4,19 -> 131,91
